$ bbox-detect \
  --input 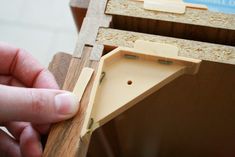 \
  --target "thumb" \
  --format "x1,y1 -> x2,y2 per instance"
0,85 -> 79,124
